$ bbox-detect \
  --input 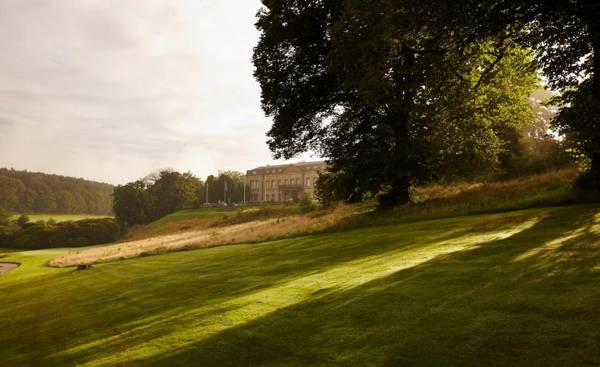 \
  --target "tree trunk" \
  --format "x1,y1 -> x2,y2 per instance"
378,111 -> 412,209
378,177 -> 410,209
377,47 -> 416,208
